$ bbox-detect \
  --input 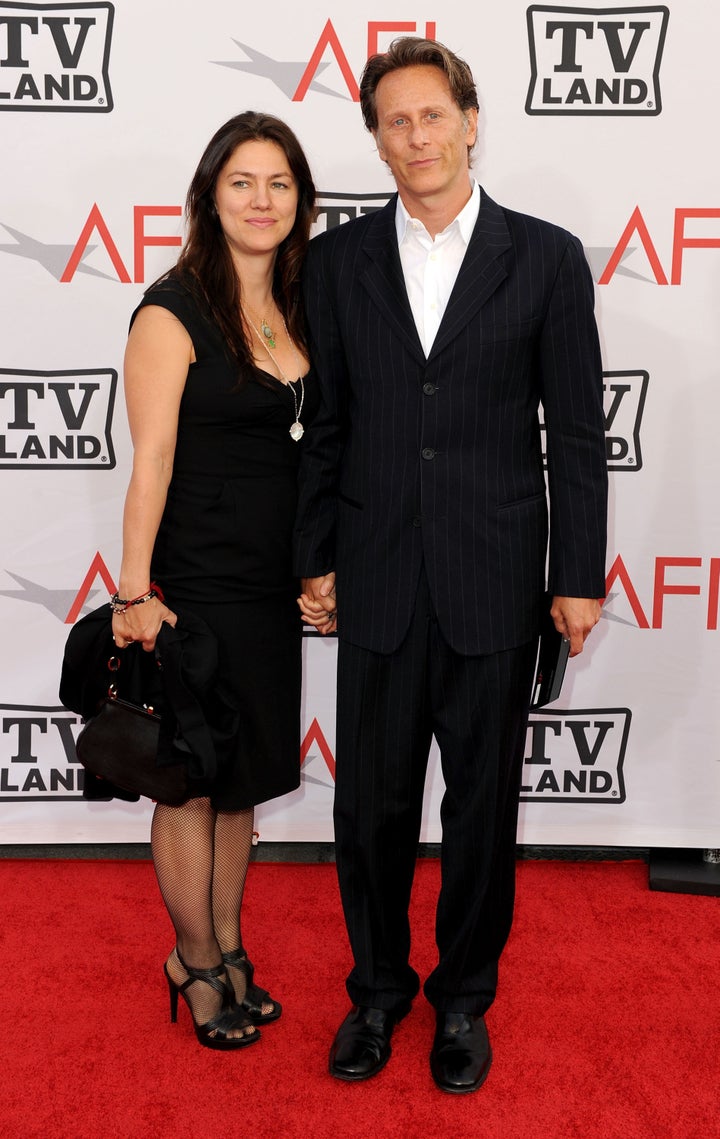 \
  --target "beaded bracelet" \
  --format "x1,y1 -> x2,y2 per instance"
110,582 -> 165,614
